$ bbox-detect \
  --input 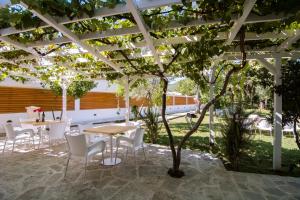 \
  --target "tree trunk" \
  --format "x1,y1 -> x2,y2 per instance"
294,119 -> 300,150
160,77 -> 184,178
161,27 -> 246,178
